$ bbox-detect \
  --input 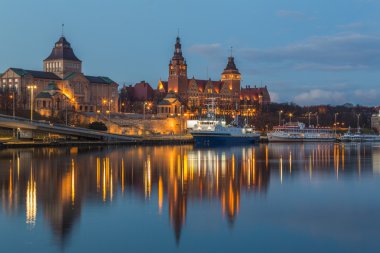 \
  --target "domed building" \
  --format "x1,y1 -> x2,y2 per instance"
0,34 -> 119,114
